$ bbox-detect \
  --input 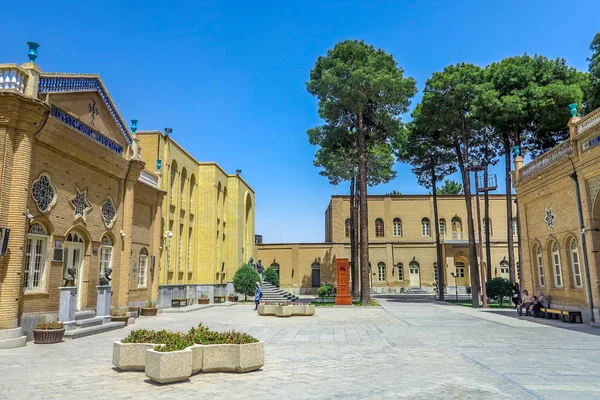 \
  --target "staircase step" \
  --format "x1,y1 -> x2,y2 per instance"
64,322 -> 125,339
75,317 -> 103,328
75,311 -> 96,321
0,335 -> 26,349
